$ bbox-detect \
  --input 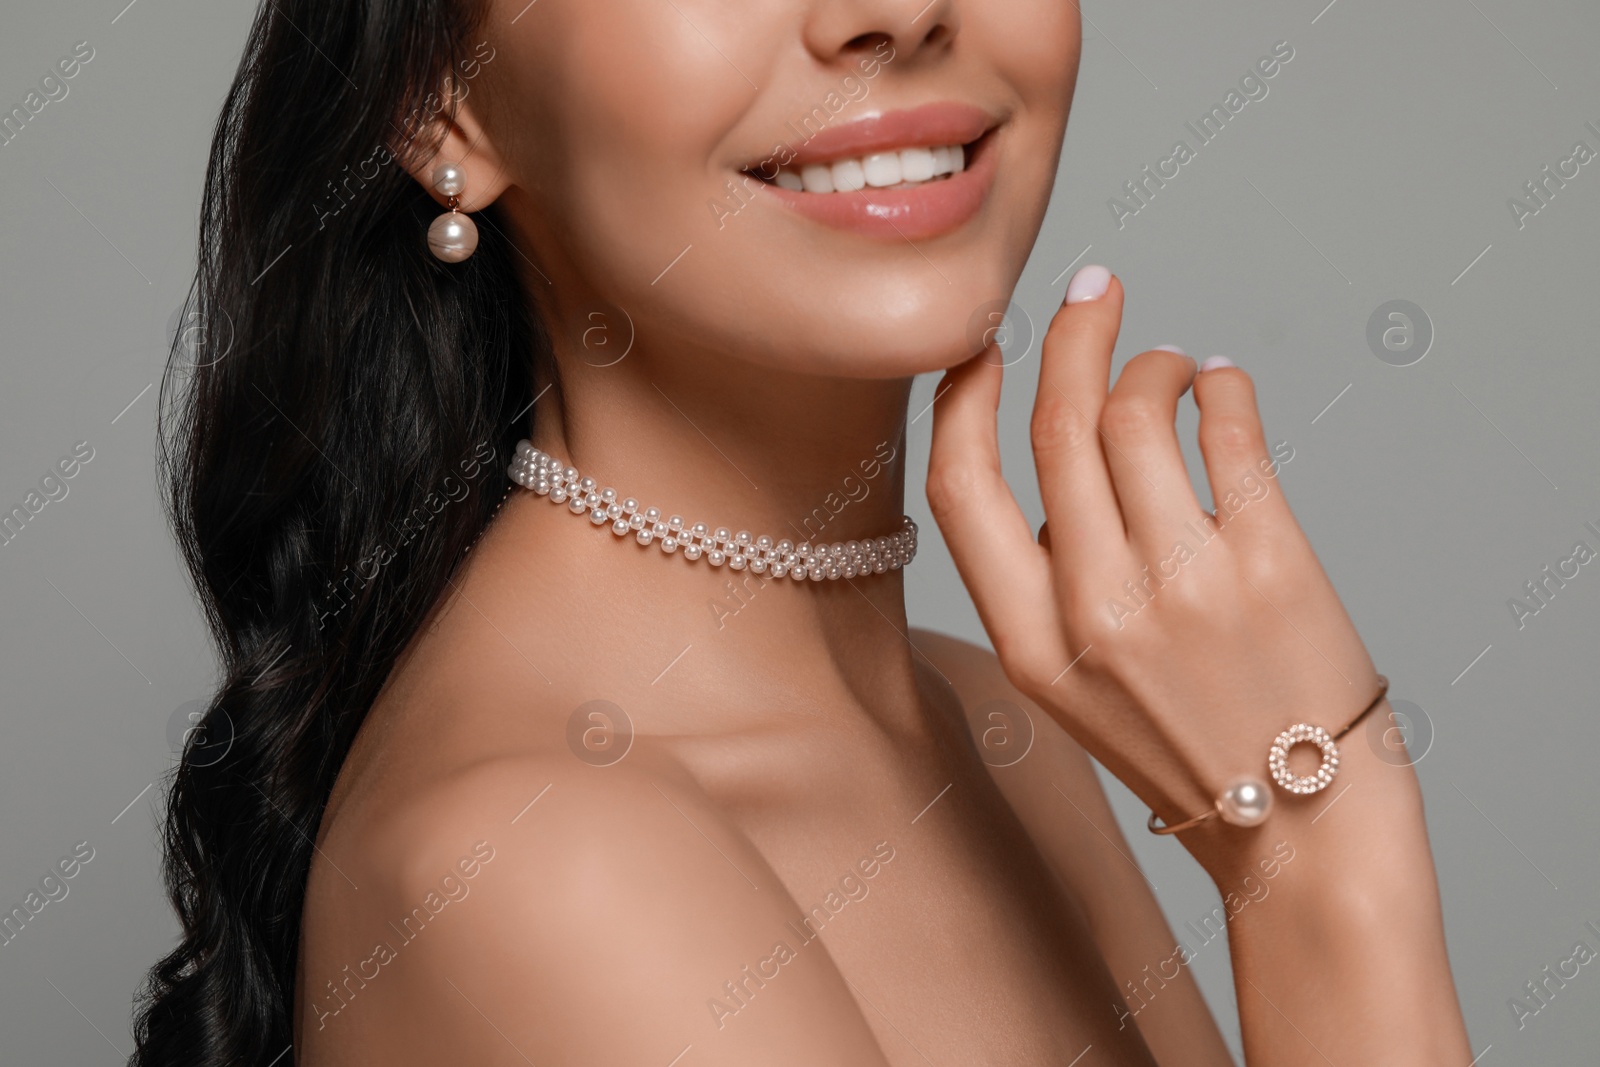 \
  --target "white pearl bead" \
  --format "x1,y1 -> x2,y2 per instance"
431,163 -> 466,197
427,211 -> 479,263
1216,778 -> 1273,827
